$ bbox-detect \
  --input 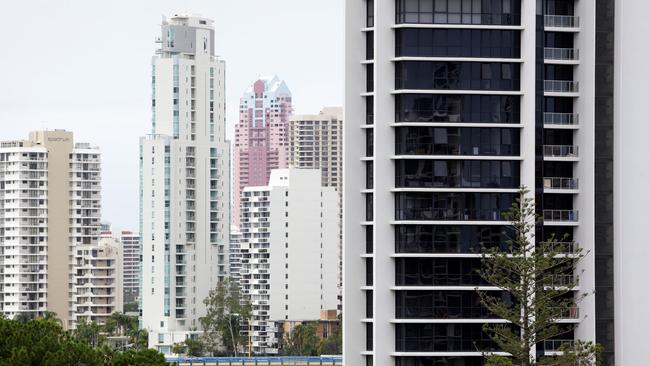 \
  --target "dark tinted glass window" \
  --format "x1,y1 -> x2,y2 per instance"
367,0 -> 374,27
395,323 -> 499,352
545,65 -> 574,81
396,0 -> 521,25
395,225 -> 513,253
366,96 -> 374,124
366,31 -> 374,60
396,61 -> 520,91
395,290 -> 512,318
396,29 -> 521,58
395,357 -> 483,366
395,127 -> 520,156
395,192 -> 515,221
544,97 -> 573,113
544,31 -> 575,48
366,129 -> 374,157
395,160 -> 520,188
395,258 -> 486,286
545,0 -> 574,15
396,94 -> 520,123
